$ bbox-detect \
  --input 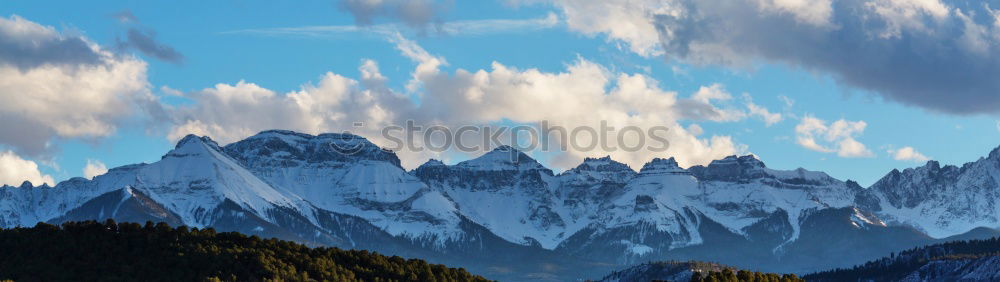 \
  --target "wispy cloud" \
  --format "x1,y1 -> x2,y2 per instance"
222,13 -> 560,38
120,28 -> 184,63
109,10 -> 184,64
